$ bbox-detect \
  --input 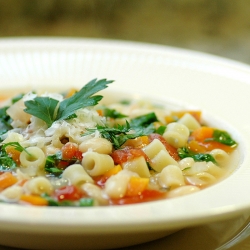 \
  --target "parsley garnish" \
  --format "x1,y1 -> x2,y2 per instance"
178,147 -> 217,164
85,120 -> 155,149
0,145 -> 17,171
103,107 -> 127,119
2,142 -> 31,155
130,112 -> 158,127
0,142 -> 32,171
45,151 -> 80,176
84,112 -> 160,149
45,151 -> 64,176
24,78 -> 113,127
